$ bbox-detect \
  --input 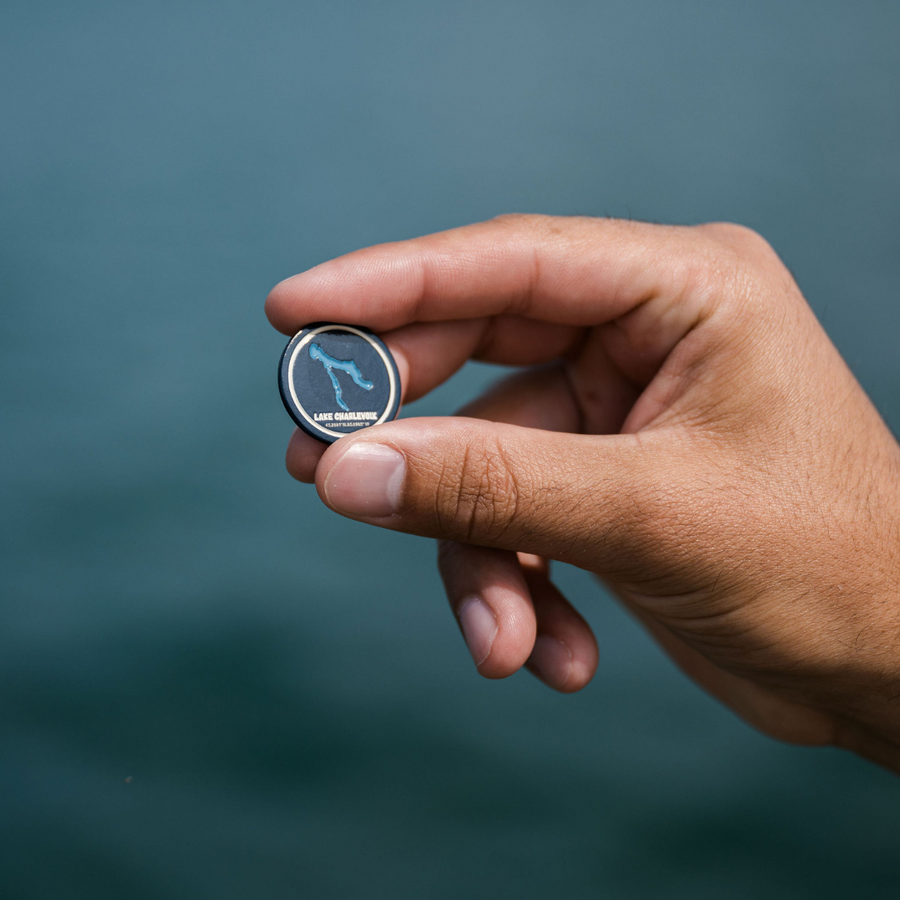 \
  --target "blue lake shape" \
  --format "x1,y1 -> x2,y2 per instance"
309,342 -> 375,412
